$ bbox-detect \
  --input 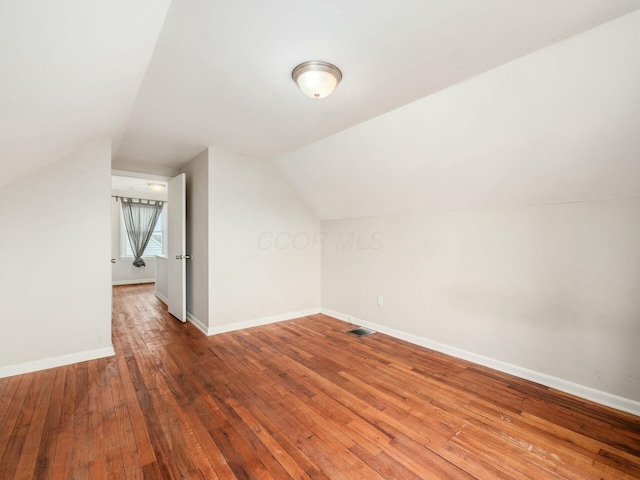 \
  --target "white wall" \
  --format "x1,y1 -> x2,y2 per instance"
0,140 -> 114,376
178,147 -> 321,333
180,150 -> 211,328
322,198 -> 640,406
209,149 -> 321,330
155,256 -> 168,303
112,160 -> 179,178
